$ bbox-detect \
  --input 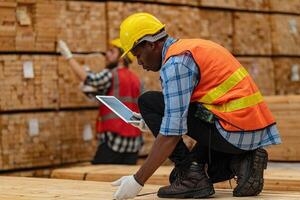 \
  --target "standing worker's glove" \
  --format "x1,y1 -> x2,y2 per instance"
58,40 -> 73,60
131,112 -> 150,132
111,175 -> 143,200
